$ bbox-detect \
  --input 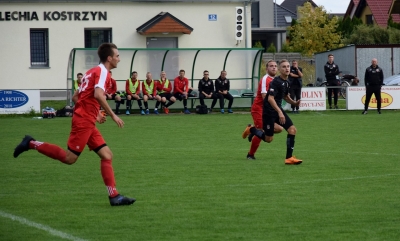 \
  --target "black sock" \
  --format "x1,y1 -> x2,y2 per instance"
115,102 -> 120,112
155,101 -> 160,109
127,100 -> 131,110
144,102 -> 148,109
250,127 -> 265,141
286,134 -> 295,159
